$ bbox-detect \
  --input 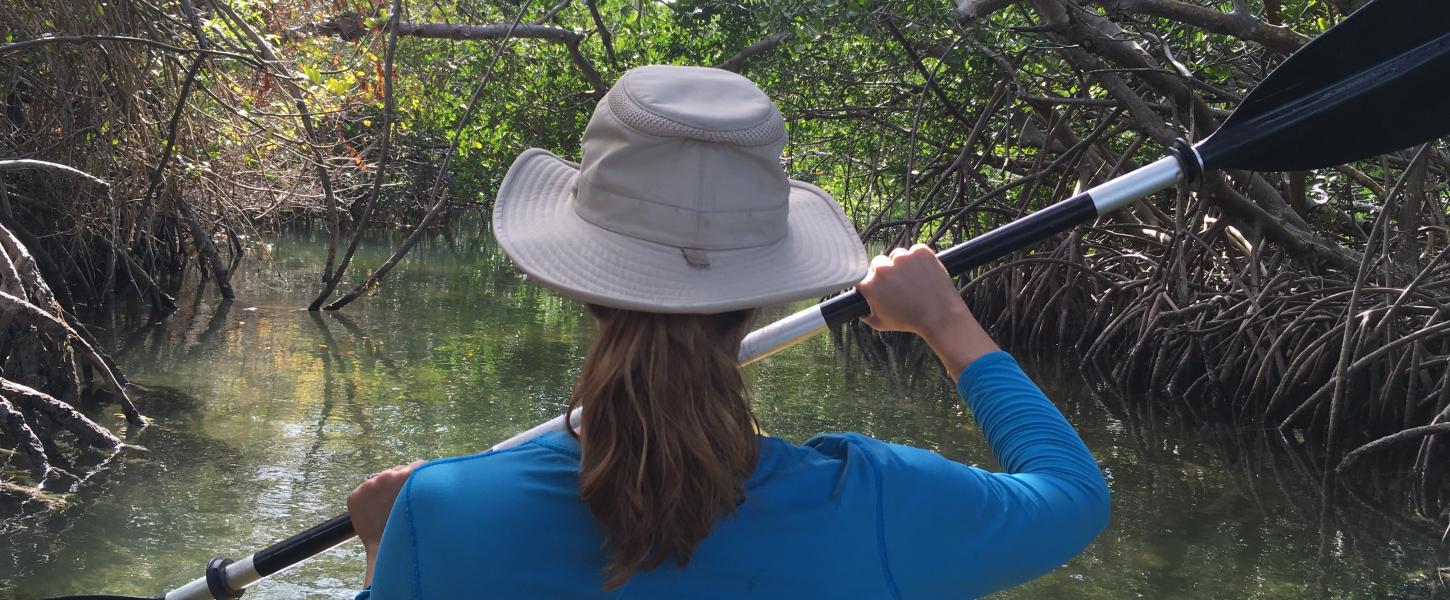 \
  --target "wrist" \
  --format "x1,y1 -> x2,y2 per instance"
918,303 -> 999,381
915,299 -> 971,341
